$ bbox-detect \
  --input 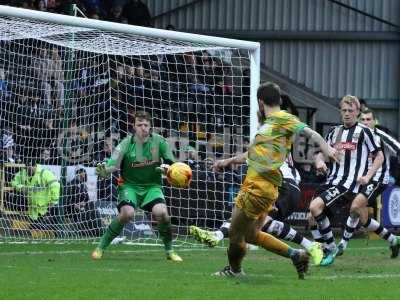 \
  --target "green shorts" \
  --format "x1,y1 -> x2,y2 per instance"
118,184 -> 165,211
